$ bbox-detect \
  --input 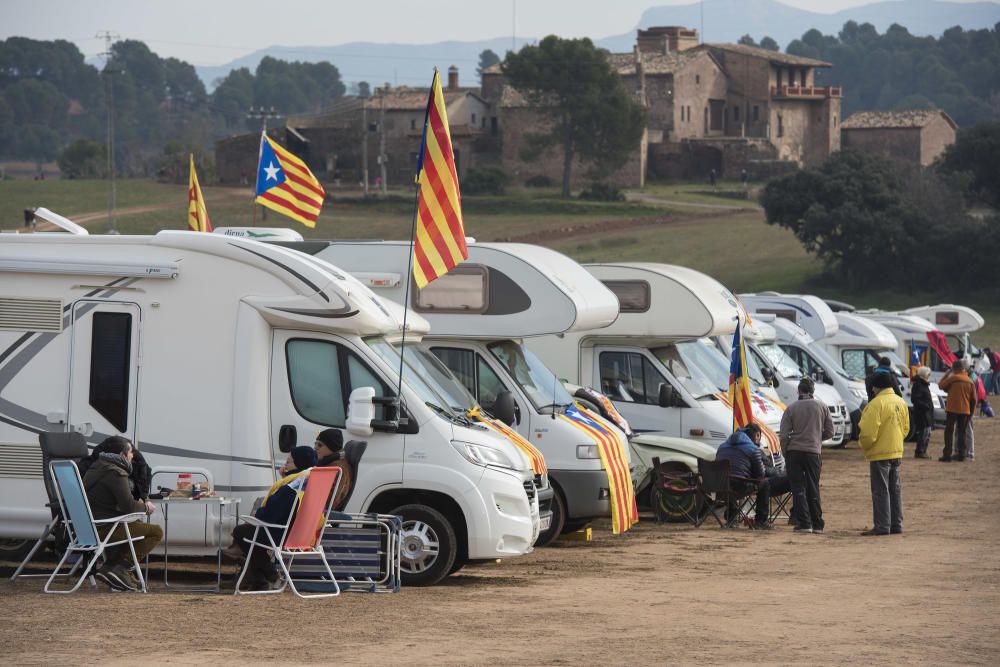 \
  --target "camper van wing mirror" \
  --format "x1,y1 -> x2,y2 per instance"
658,383 -> 683,408
761,366 -> 780,388
494,391 -> 519,427
278,425 -> 297,453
